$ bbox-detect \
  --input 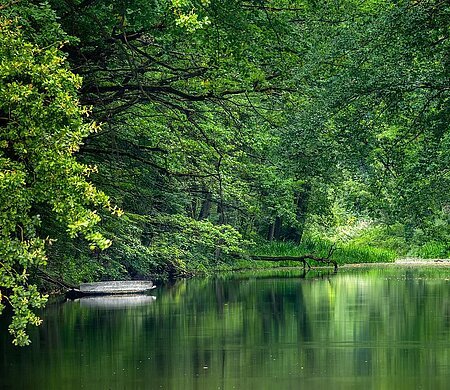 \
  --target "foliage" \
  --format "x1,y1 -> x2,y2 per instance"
296,0 -> 450,239
410,241 -> 450,259
100,213 -> 248,280
36,0 -> 310,279
37,0 -> 450,270
0,16 -> 115,345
